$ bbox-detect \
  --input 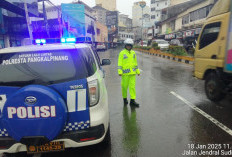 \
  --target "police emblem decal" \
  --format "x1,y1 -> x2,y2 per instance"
25,96 -> 37,104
